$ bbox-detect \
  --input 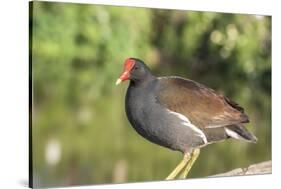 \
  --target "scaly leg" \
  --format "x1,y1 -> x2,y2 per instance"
166,153 -> 191,180
180,148 -> 200,179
